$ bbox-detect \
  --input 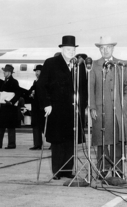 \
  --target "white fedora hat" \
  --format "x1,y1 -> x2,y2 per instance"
95,36 -> 117,47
